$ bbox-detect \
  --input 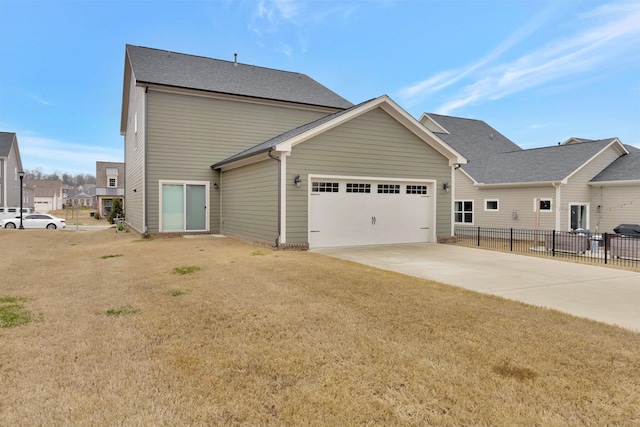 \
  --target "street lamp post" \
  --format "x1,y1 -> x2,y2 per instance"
18,171 -> 25,229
